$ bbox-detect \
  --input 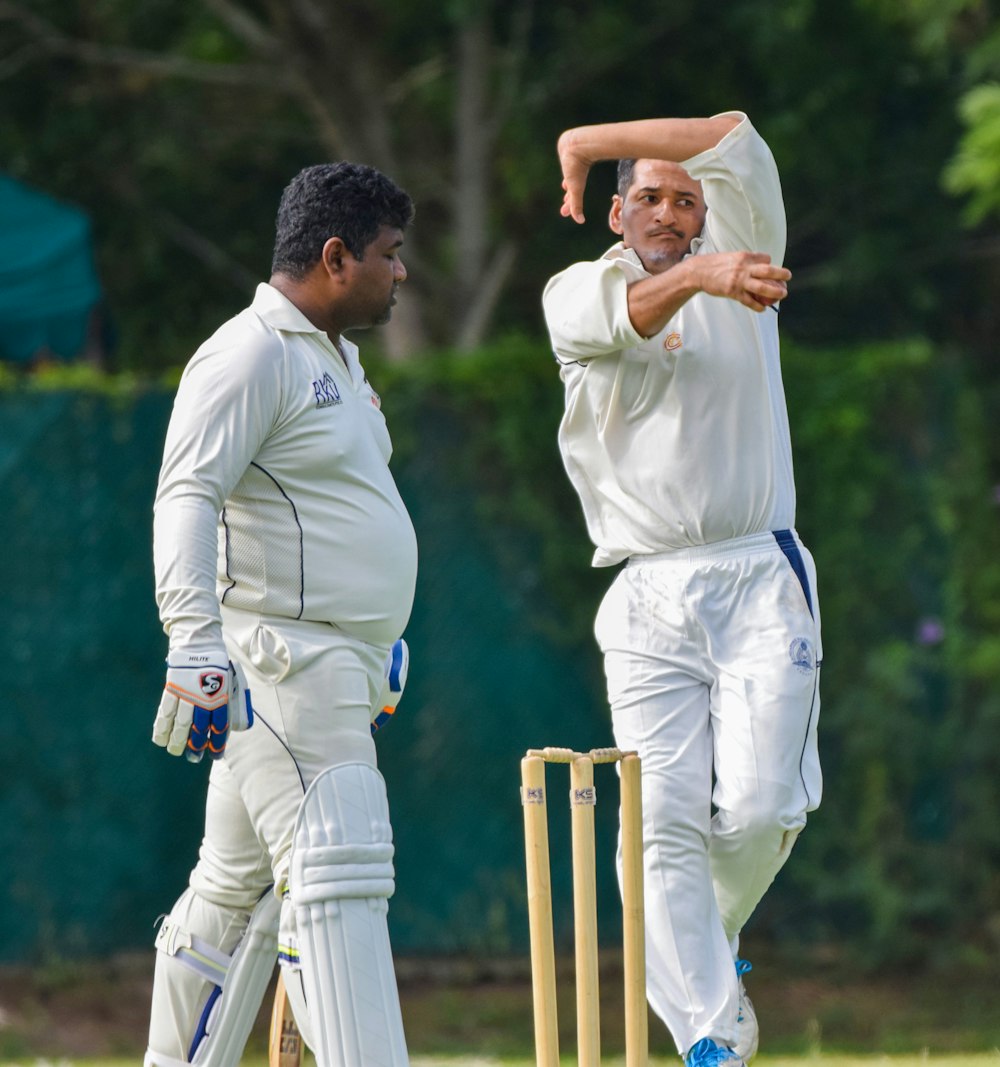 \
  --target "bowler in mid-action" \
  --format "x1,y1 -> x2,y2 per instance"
543,111 -> 822,1067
